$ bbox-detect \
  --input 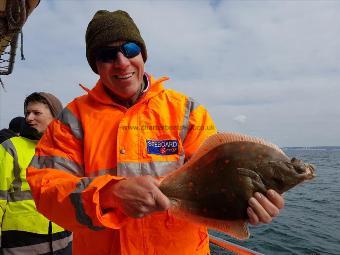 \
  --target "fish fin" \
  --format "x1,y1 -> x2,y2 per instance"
237,168 -> 262,182
189,132 -> 285,163
206,218 -> 249,240
169,206 -> 249,240
237,168 -> 267,194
